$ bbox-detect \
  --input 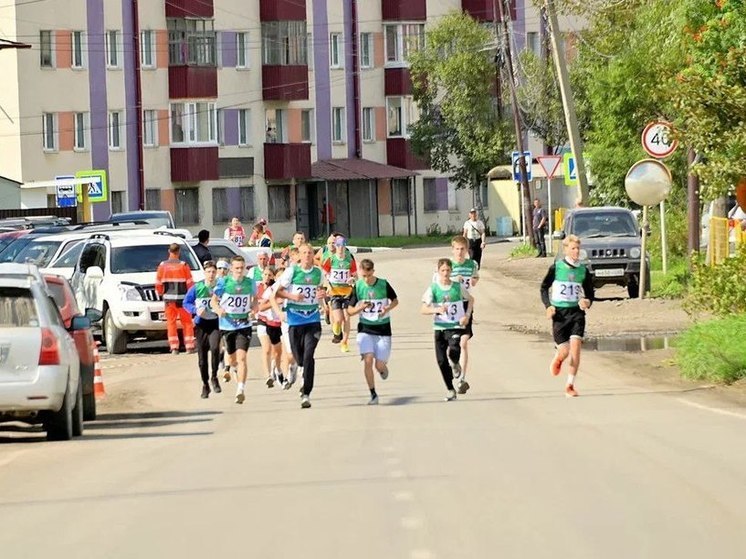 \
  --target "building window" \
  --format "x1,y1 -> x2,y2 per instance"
167,18 -> 216,66
332,107 -> 345,143
212,186 -> 254,224
329,33 -> 342,68
141,30 -> 155,68
72,31 -> 86,68
143,110 -> 158,147
362,107 -> 374,142
42,113 -> 57,152
145,189 -> 161,210
307,32 -> 314,70
360,32 -> 373,68
108,111 -> 122,149
268,185 -> 291,221
384,24 -> 424,66
265,109 -> 287,143
111,191 -> 125,214
386,96 -> 418,138
526,32 -> 540,56
238,109 -> 251,146
74,112 -> 88,150
170,102 -> 217,145
175,188 -> 199,225
236,32 -> 250,68
261,21 -> 308,65
106,30 -> 120,68
301,109 -> 314,143
40,30 -> 54,68
392,179 -> 409,215
423,178 -> 438,212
